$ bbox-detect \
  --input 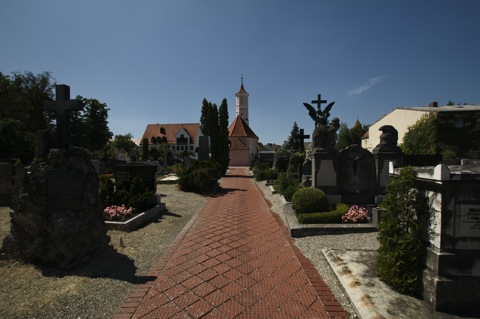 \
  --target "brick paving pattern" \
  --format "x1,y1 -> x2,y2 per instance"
114,167 -> 348,319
